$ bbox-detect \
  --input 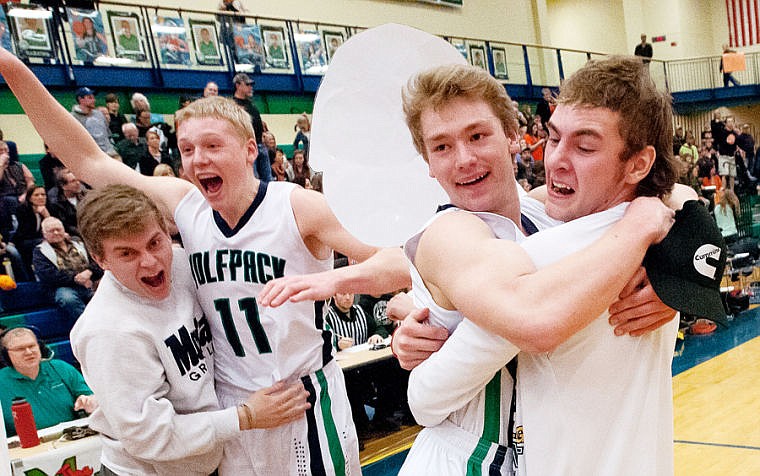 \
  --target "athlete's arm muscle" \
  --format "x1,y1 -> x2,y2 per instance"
0,46 -> 192,212
416,197 -> 672,353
